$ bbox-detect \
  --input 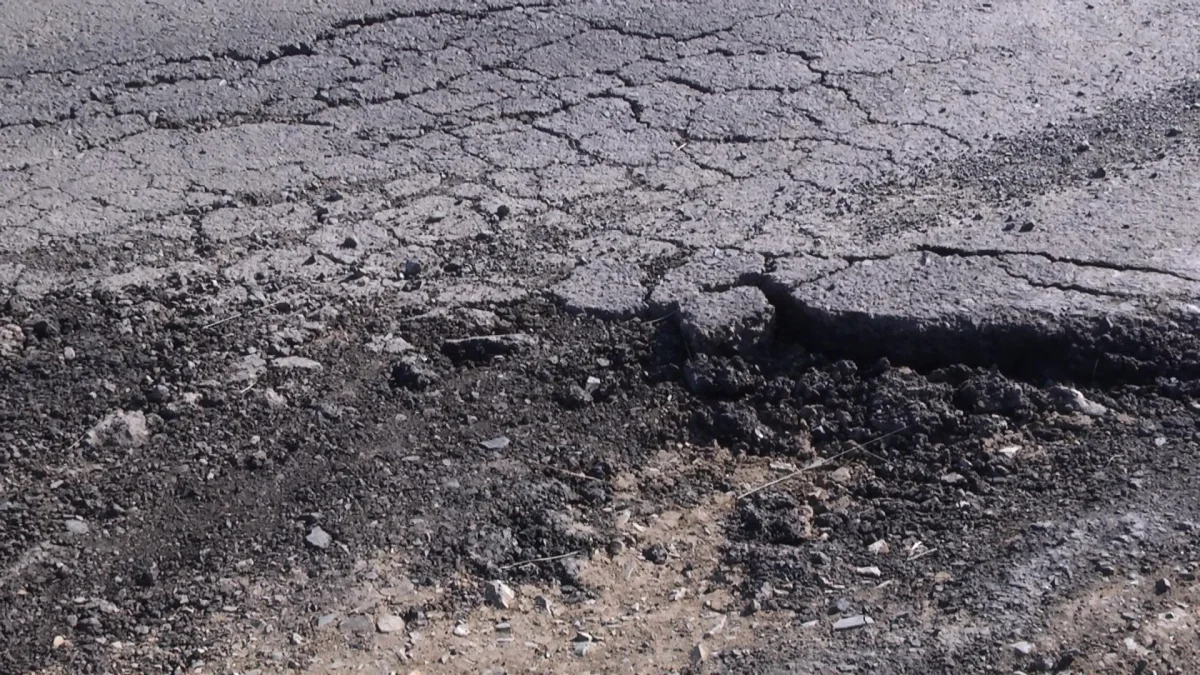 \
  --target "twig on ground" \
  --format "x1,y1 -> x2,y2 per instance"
647,311 -> 678,325
64,433 -> 87,453
736,425 -> 913,500
500,550 -> 582,570
908,547 -> 938,562
201,301 -> 279,330
534,461 -> 605,483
